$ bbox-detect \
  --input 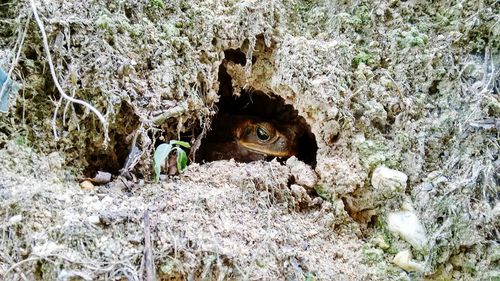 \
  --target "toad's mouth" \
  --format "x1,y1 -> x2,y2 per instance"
236,137 -> 295,157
